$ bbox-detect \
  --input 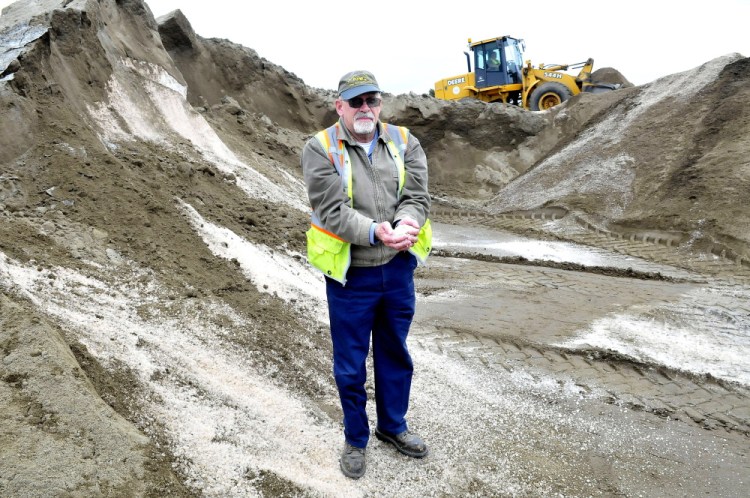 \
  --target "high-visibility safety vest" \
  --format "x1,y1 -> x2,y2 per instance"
306,122 -> 432,285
